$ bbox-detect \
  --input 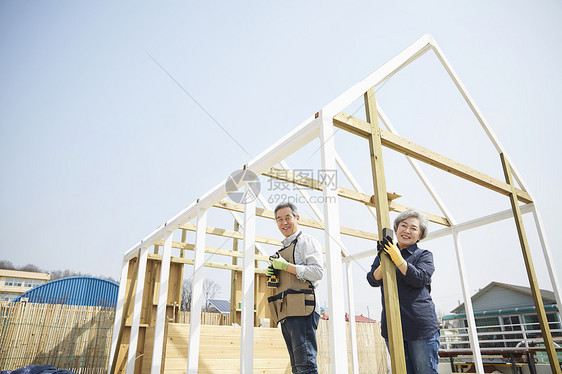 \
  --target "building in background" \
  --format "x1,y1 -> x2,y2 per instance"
11,276 -> 119,307
442,281 -> 560,348
0,269 -> 50,302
